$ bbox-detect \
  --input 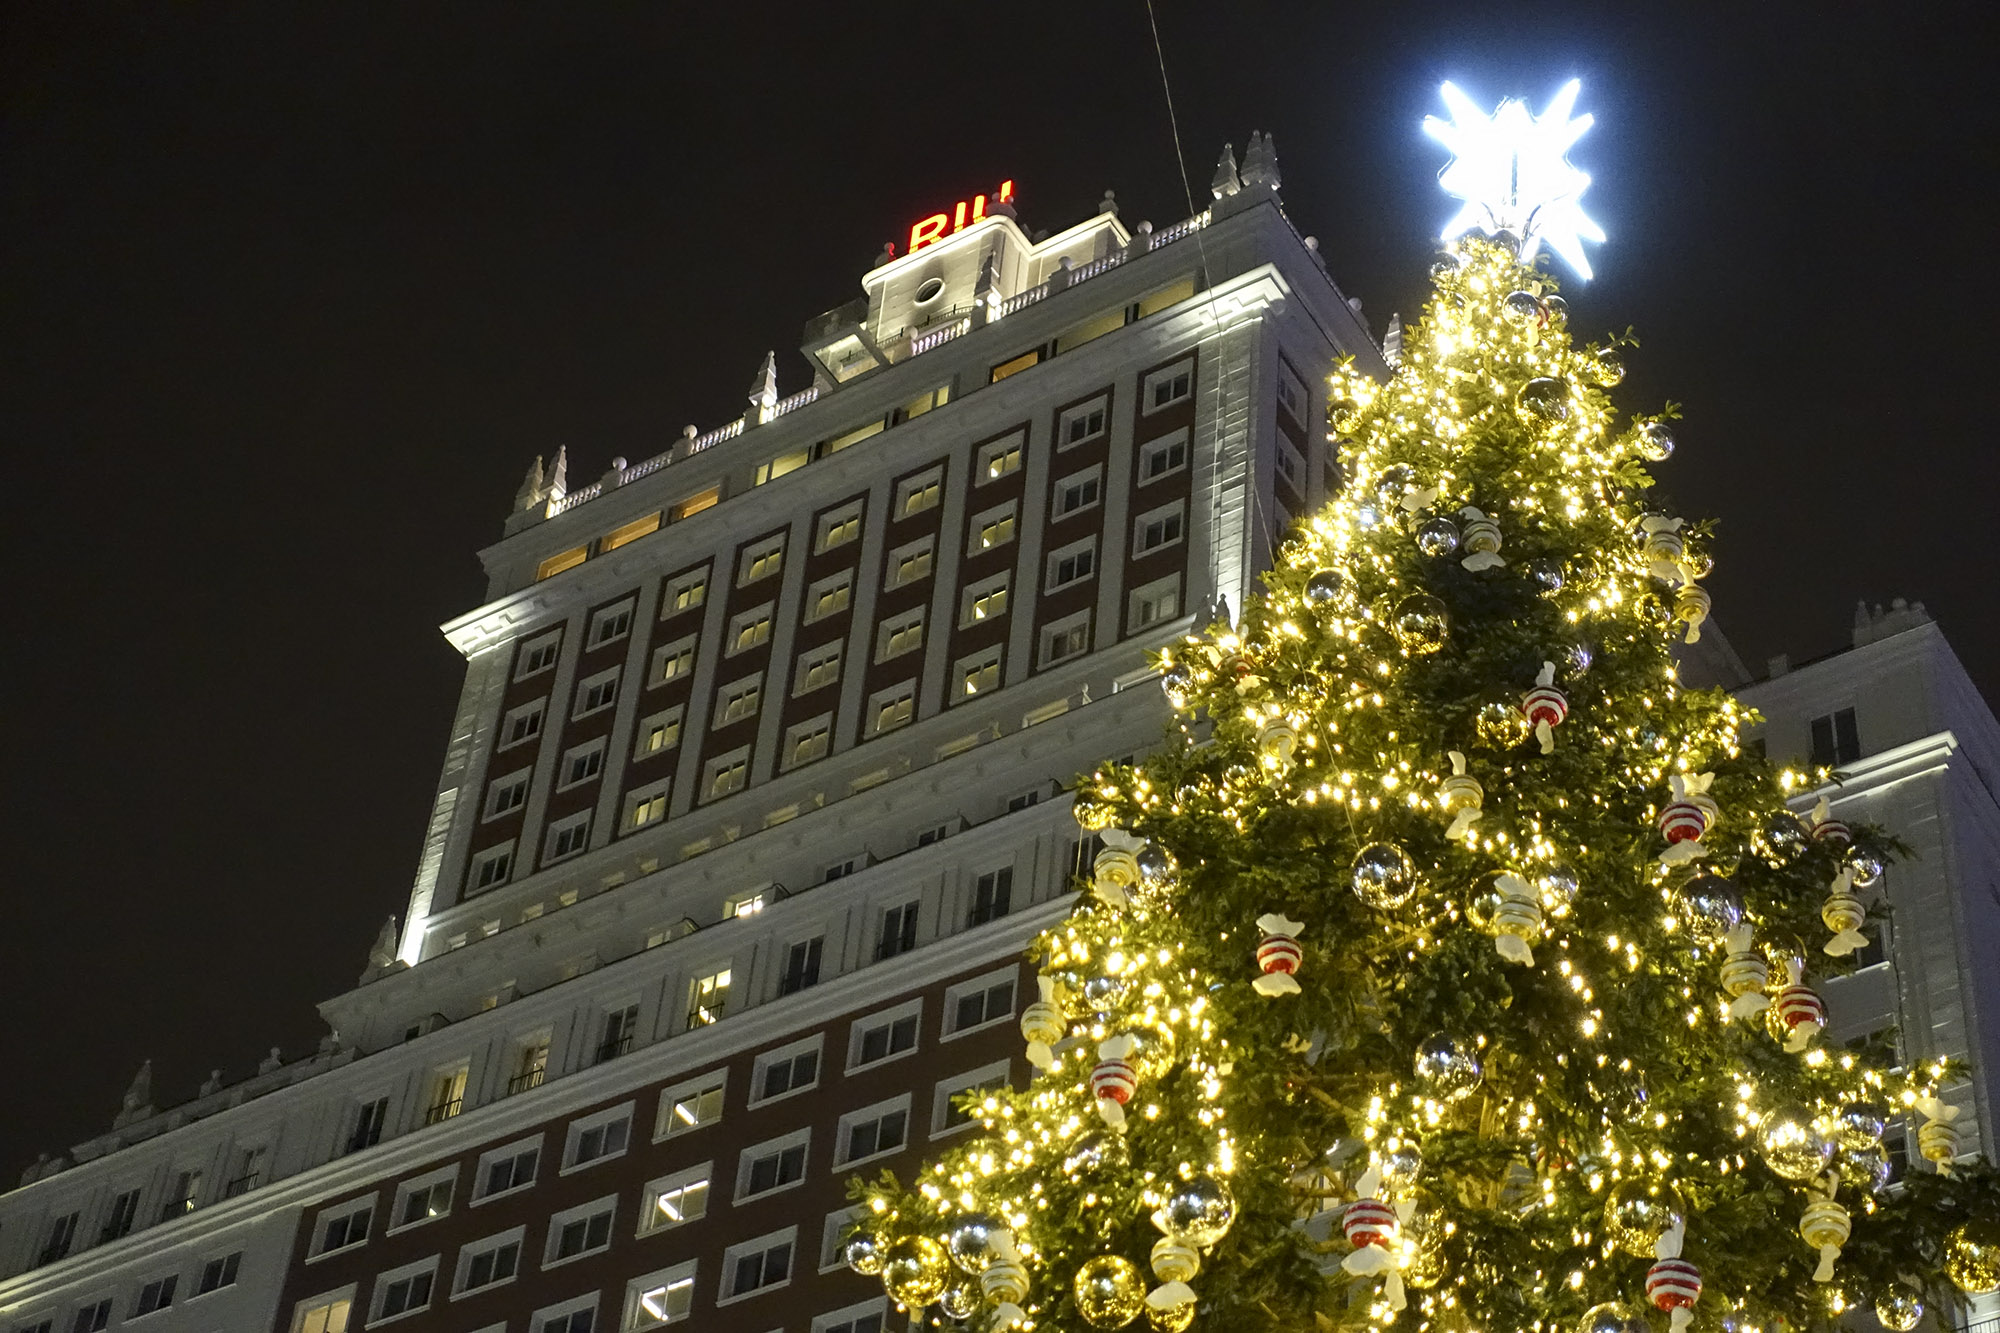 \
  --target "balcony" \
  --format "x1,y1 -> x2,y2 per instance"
507,1066 -> 547,1096
593,1033 -> 634,1066
423,1094 -> 464,1126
